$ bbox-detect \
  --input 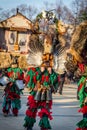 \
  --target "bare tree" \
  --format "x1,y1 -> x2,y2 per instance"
0,7 -> 17,21
10,8 -> 16,15
55,0 -> 63,20
27,5 -> 37,20
17,4 -> 38,20
71,0 -> 87,24
54,0 -> 74,24
62,6 -> 74,24
43,1 -> 55,11
54,0 -> 87,25
0,9 -> 11,21
78,0 -> 87,22
0,7 -> 3,21
17,4 -> 27,16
